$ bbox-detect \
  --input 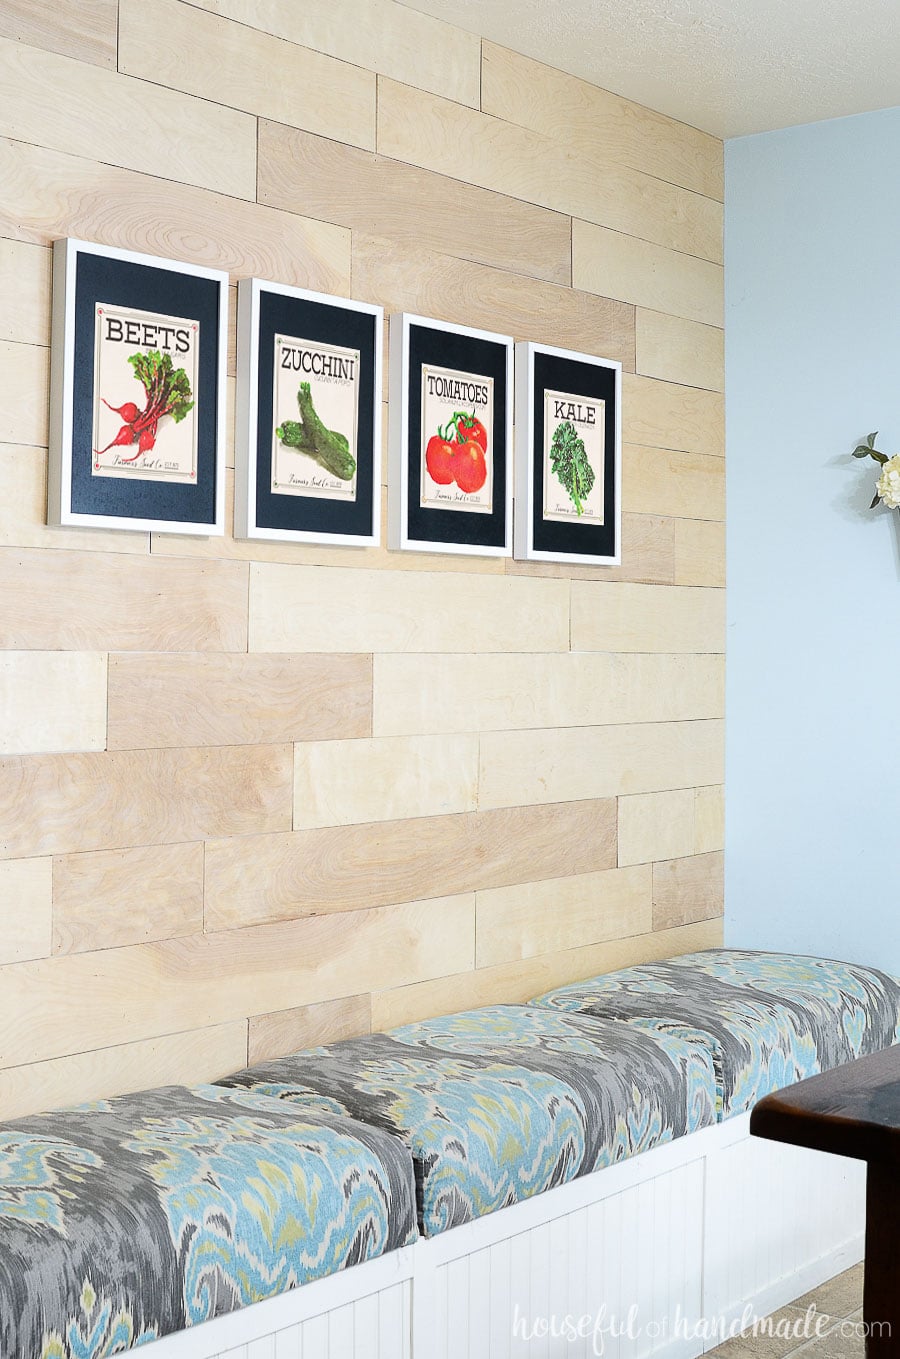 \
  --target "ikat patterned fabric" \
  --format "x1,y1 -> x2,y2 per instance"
0,1083 -> 417,1359
531,948 -> 900,1118
216,1004 -> 718,1237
